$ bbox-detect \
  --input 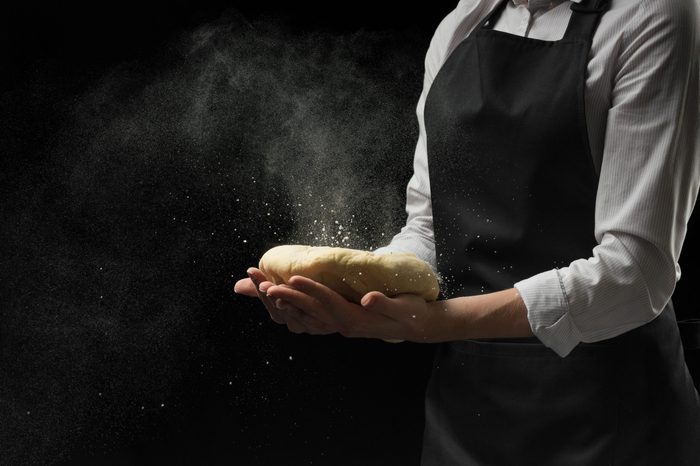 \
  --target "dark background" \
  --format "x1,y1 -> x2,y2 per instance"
2,2 -> 698,465
1,2 -> 454,465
